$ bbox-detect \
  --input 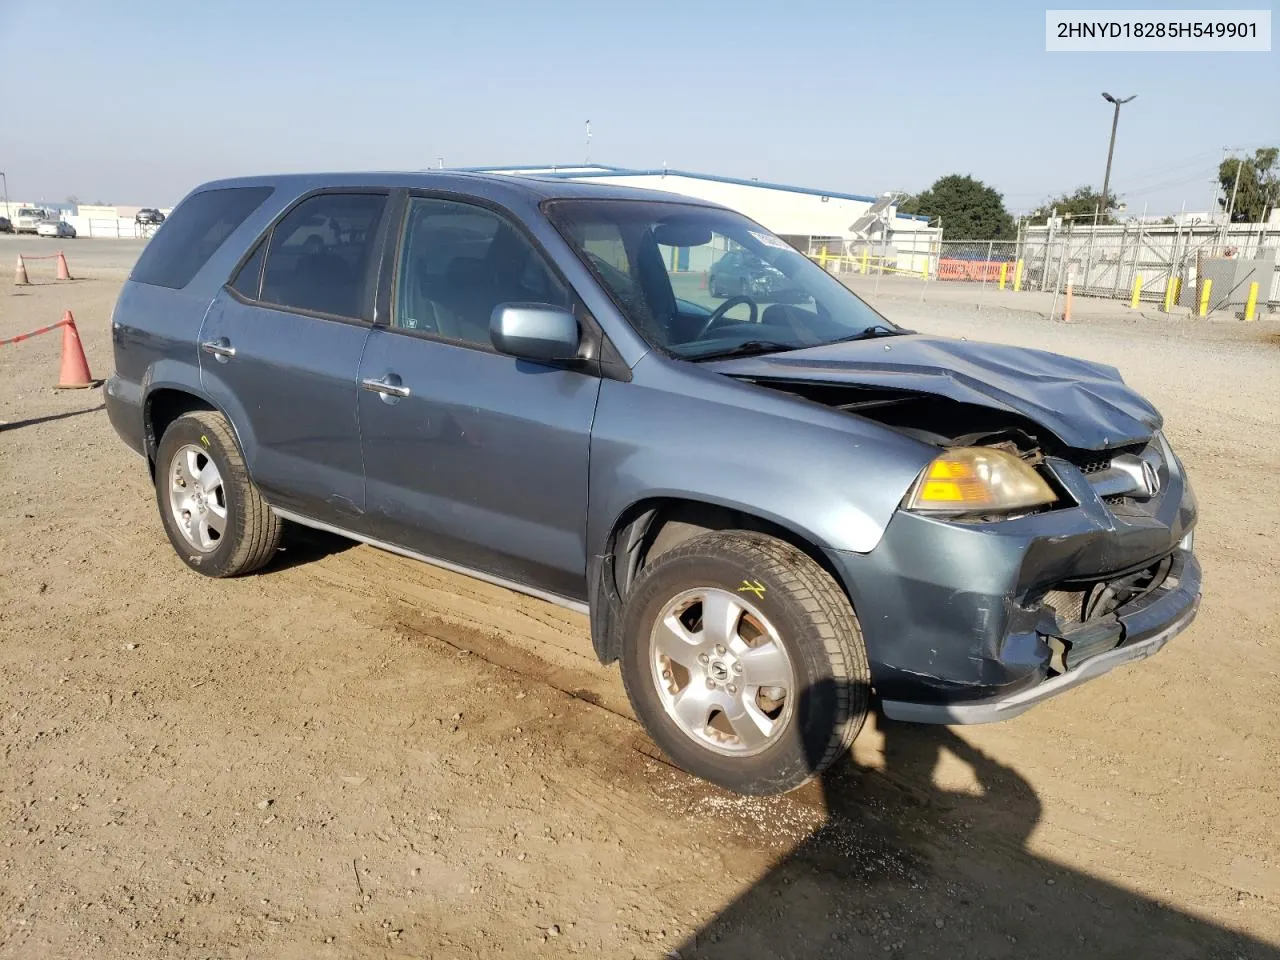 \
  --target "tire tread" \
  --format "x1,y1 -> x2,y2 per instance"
164,410 -> 282,577
621,530 -> 870,793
